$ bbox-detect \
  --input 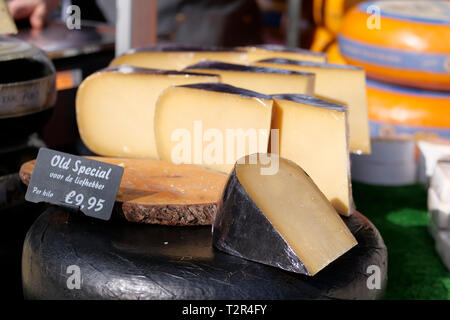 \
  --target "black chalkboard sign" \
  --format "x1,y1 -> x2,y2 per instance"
25,148 -> 124,221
